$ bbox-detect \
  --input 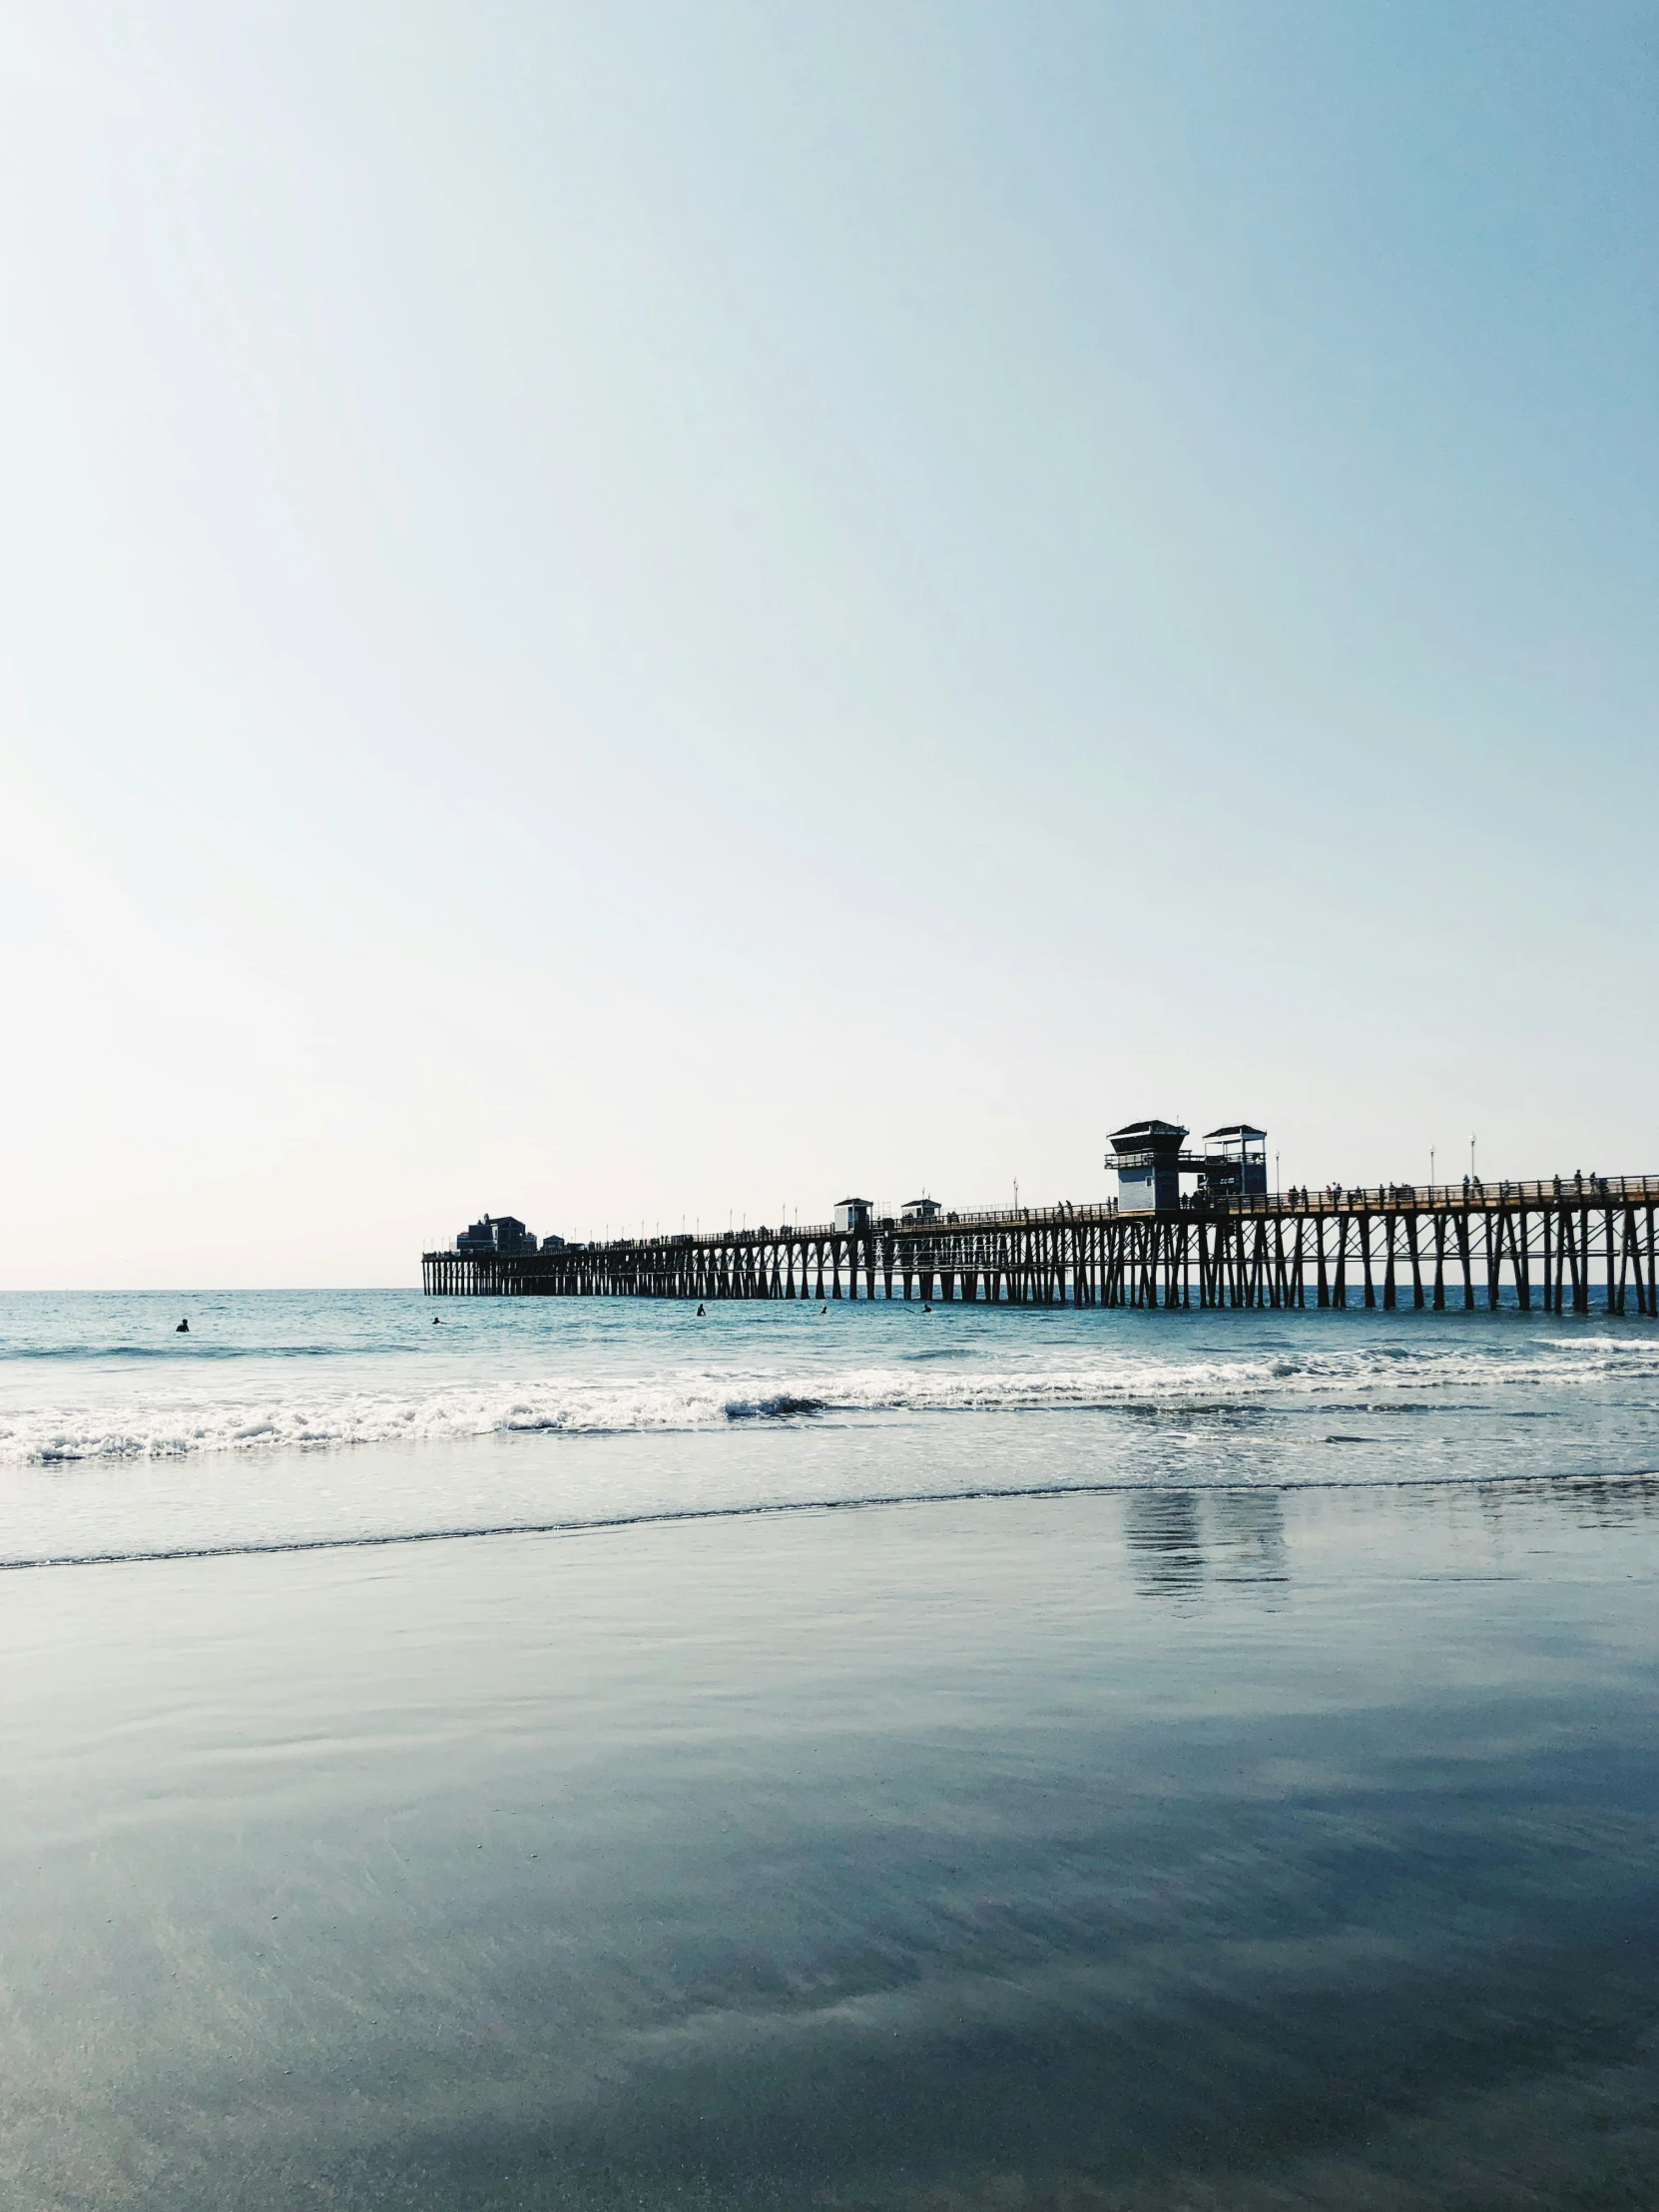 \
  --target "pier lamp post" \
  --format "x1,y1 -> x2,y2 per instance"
1470,1135 -> 1476,1179
1431,1148 -> 1435,1187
